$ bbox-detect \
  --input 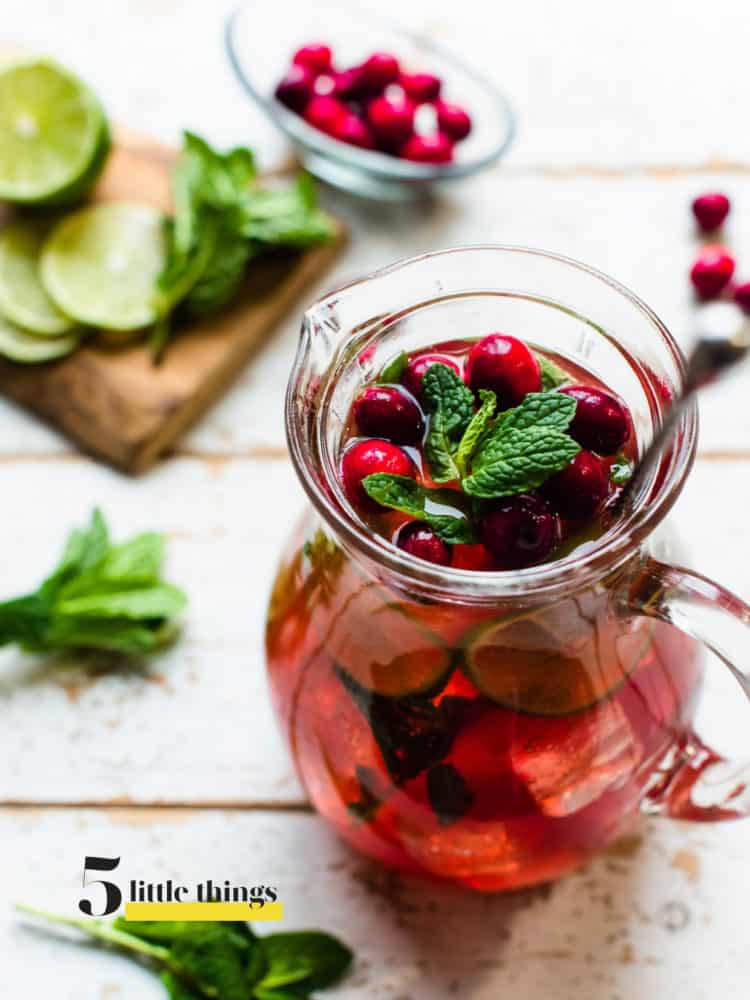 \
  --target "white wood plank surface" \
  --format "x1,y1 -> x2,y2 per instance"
3,807 -> 750,999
